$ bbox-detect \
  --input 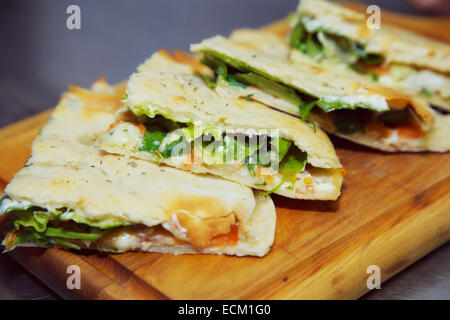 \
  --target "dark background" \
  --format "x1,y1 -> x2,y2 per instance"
0,0 -> 433,127
0,0 -> 449,299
